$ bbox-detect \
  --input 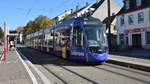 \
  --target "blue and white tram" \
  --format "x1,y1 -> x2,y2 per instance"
27,17 -> 108,62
